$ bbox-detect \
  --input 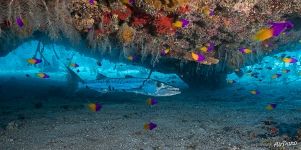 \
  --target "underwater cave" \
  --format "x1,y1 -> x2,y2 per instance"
1,0 -> 301,149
